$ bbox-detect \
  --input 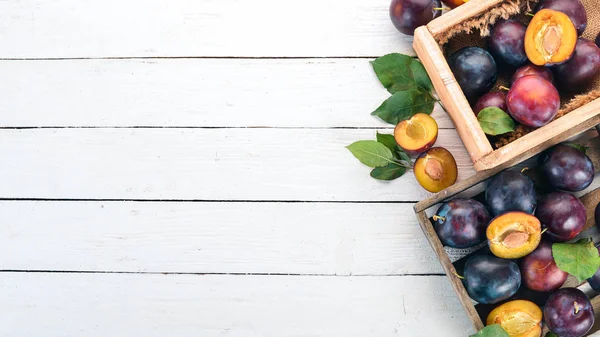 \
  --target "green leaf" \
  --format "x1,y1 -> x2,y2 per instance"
346,140 -> 395,168
565,142 -> 588,155
375,132 -> 413,165
477,107 -> 516,136
370,163 -> 406,180
376,132 -> 398,152
371,53 -> 433,94
469,325 -> 509,337
553,238 -> 600,283
546,333 -> 558,337
371,90 -> 436,125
